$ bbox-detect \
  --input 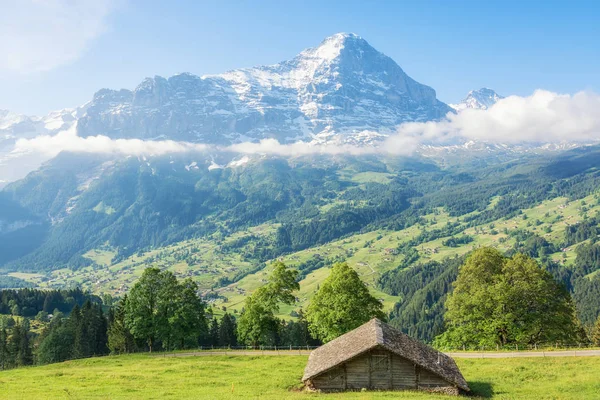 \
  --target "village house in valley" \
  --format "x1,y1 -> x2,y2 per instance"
302,319 -> 469,395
